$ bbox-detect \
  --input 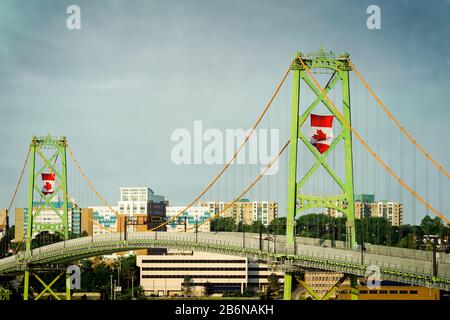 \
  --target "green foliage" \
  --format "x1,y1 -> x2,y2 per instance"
211,217 -> 236,232
181,275 -> 193,296
267,273 -> 281,296
203,281 -> 213,296
80,230 -> 89,238
295,214 -> 346,241
245,220 -> 266,233
268,217 -> 287,235
293,213 -> 449,250
31,231 -> 63,249
0,225 -> 15,258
